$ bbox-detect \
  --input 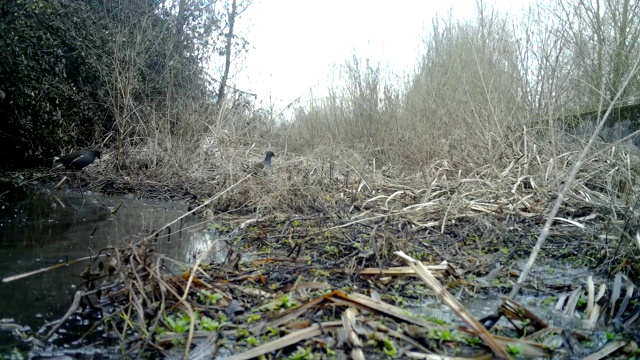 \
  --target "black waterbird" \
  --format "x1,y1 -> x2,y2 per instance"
54,149 -> 101,200
248,150 -> 275,174
54,149 -> 101,170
